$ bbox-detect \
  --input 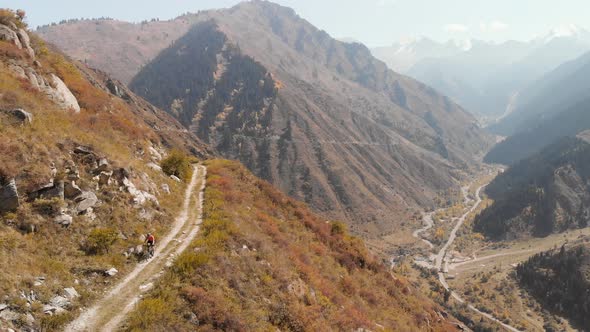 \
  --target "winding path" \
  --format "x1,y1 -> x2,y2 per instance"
64,165 -> 207,332
410,177 -> 521,331
432,182 -> 522,332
